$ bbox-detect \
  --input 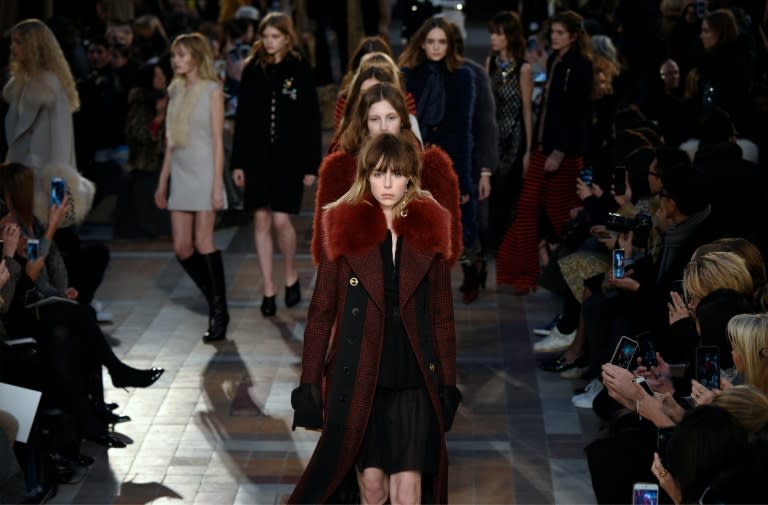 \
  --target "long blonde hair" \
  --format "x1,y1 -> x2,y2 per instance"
728,314 -> 768,393
170,32 -> 219,83
326,133 -> 427,212
10,19 -> 80,112
683,252 -> 754,305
